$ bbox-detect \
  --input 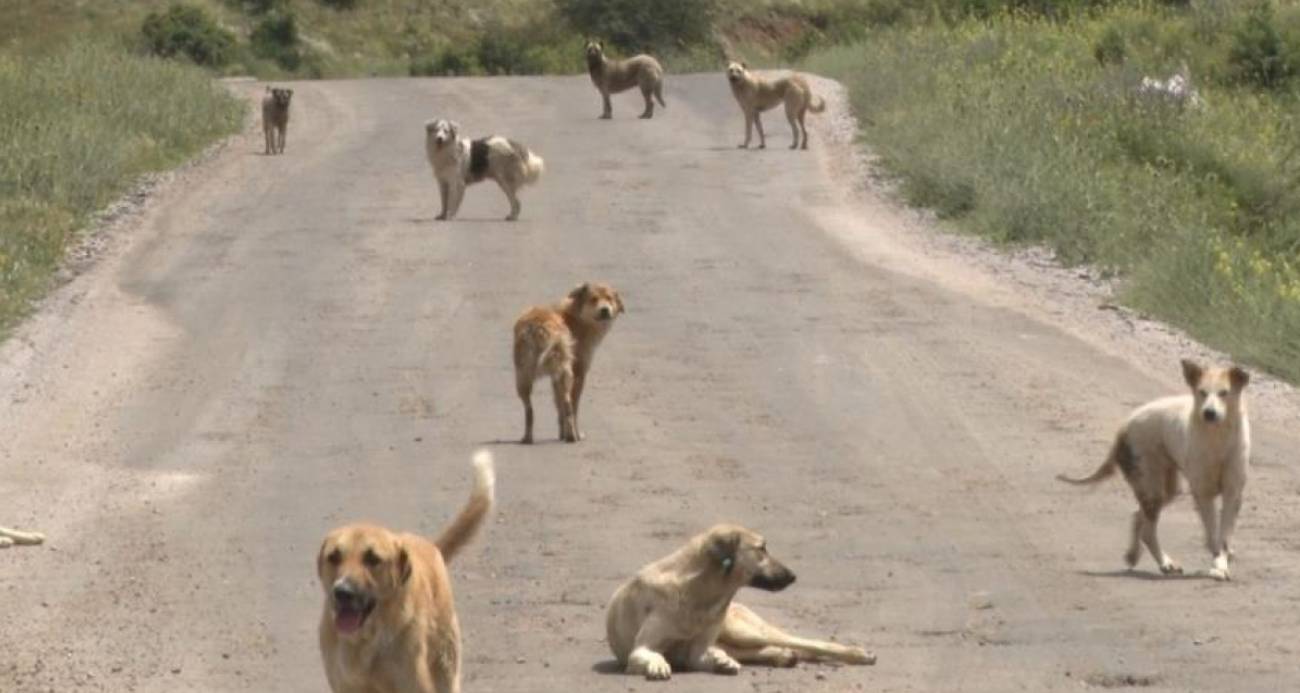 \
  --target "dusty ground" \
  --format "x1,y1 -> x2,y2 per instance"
1,74 -> 1299,692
